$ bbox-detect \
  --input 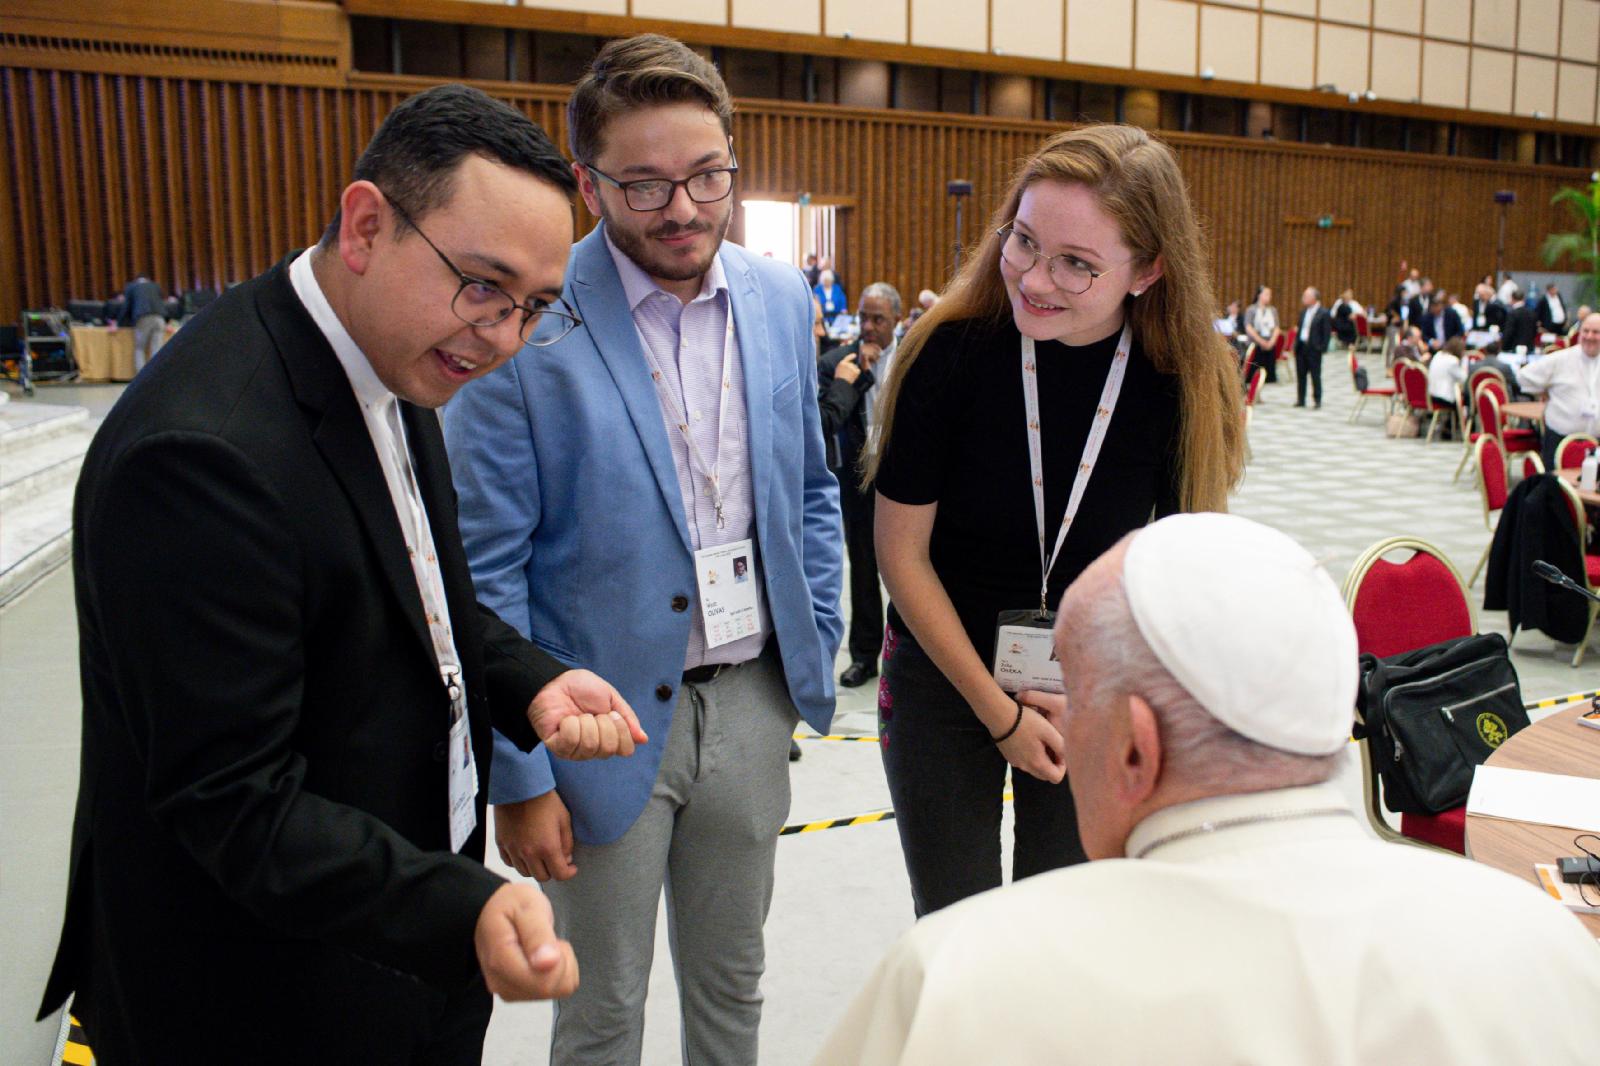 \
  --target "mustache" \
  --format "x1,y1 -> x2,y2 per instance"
650,221 -> 709,238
